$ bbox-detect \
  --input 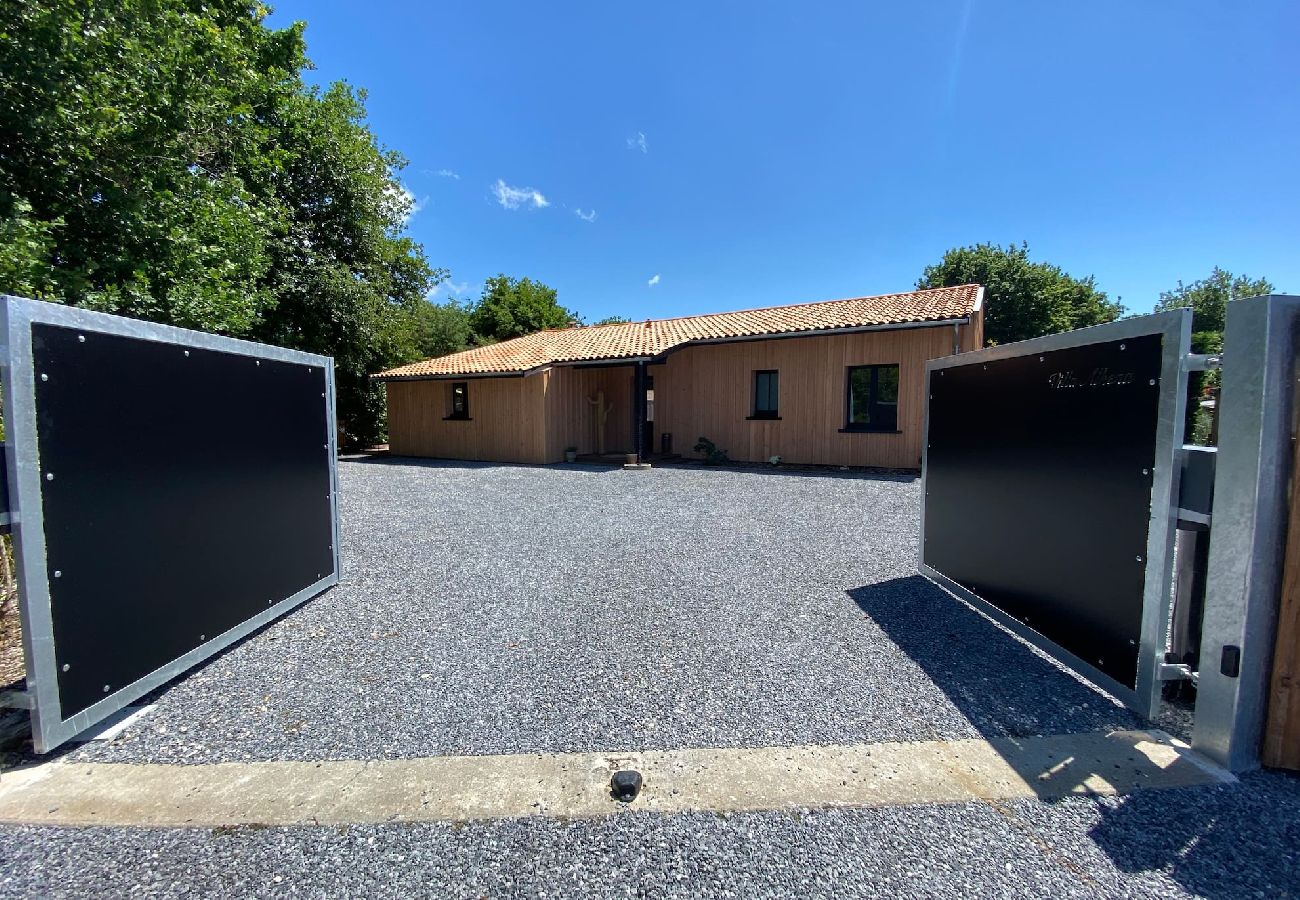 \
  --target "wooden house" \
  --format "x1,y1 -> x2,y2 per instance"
374,284 -> 984,469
